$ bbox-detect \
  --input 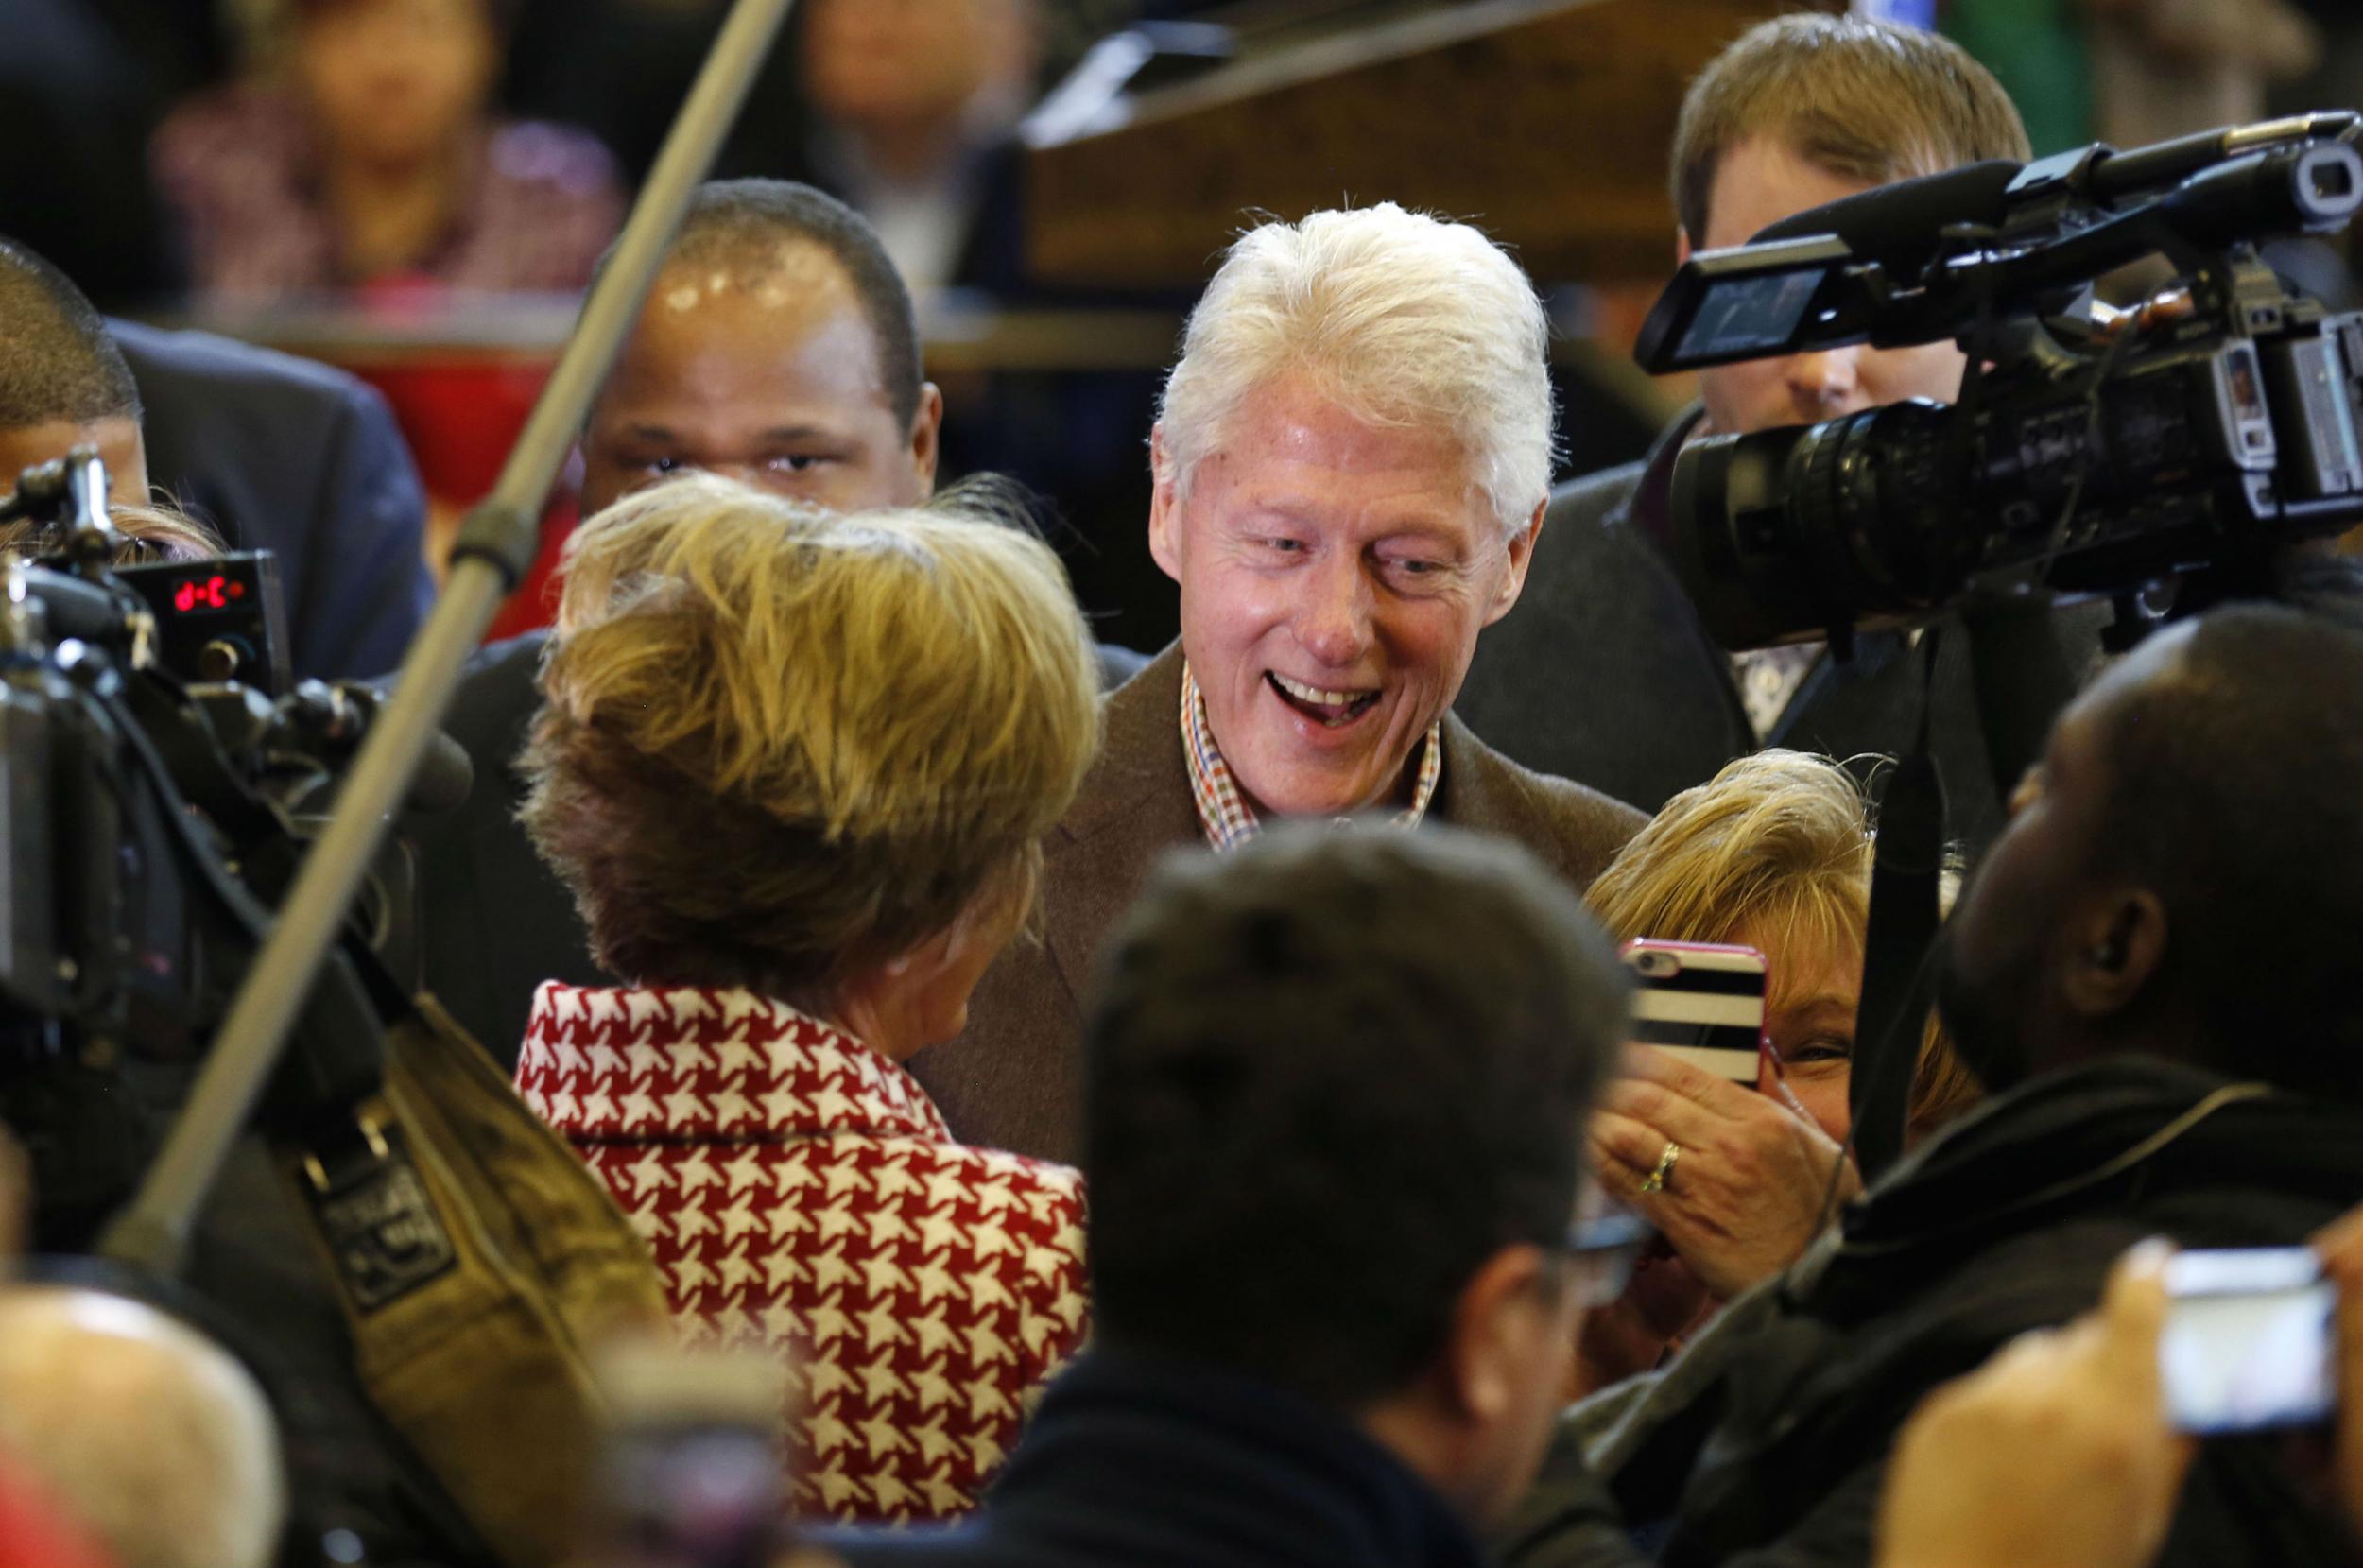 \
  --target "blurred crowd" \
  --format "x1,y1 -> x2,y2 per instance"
9,0 -> 2359,645
6,5 -> 2363,1568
